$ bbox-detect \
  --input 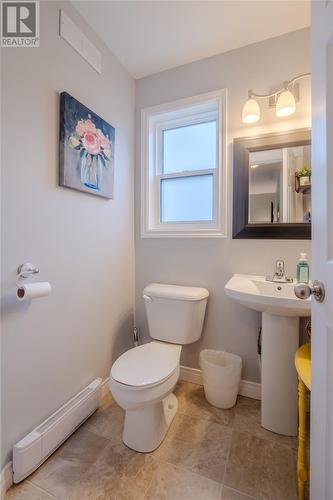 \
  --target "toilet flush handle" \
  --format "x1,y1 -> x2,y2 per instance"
143,294 -> 153,302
